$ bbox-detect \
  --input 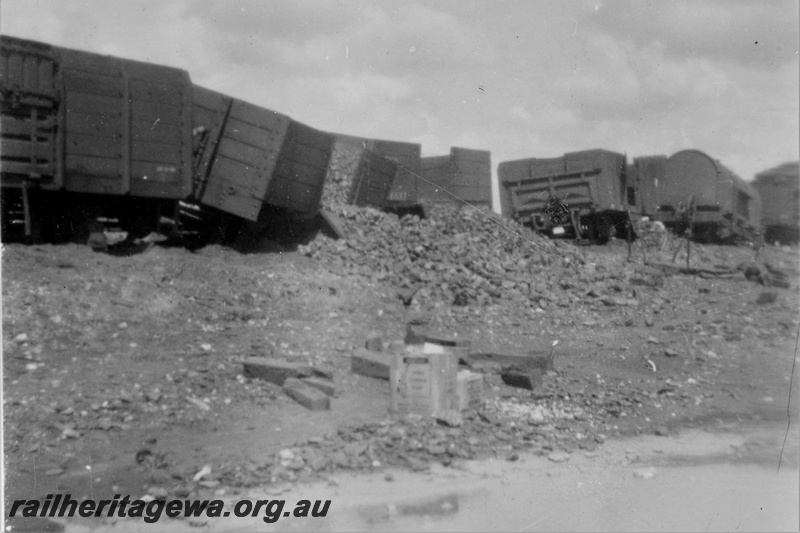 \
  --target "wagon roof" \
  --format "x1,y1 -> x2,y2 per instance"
669,149 -> 758,198
754,161 -> 800,187
2,33 -> 190,76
